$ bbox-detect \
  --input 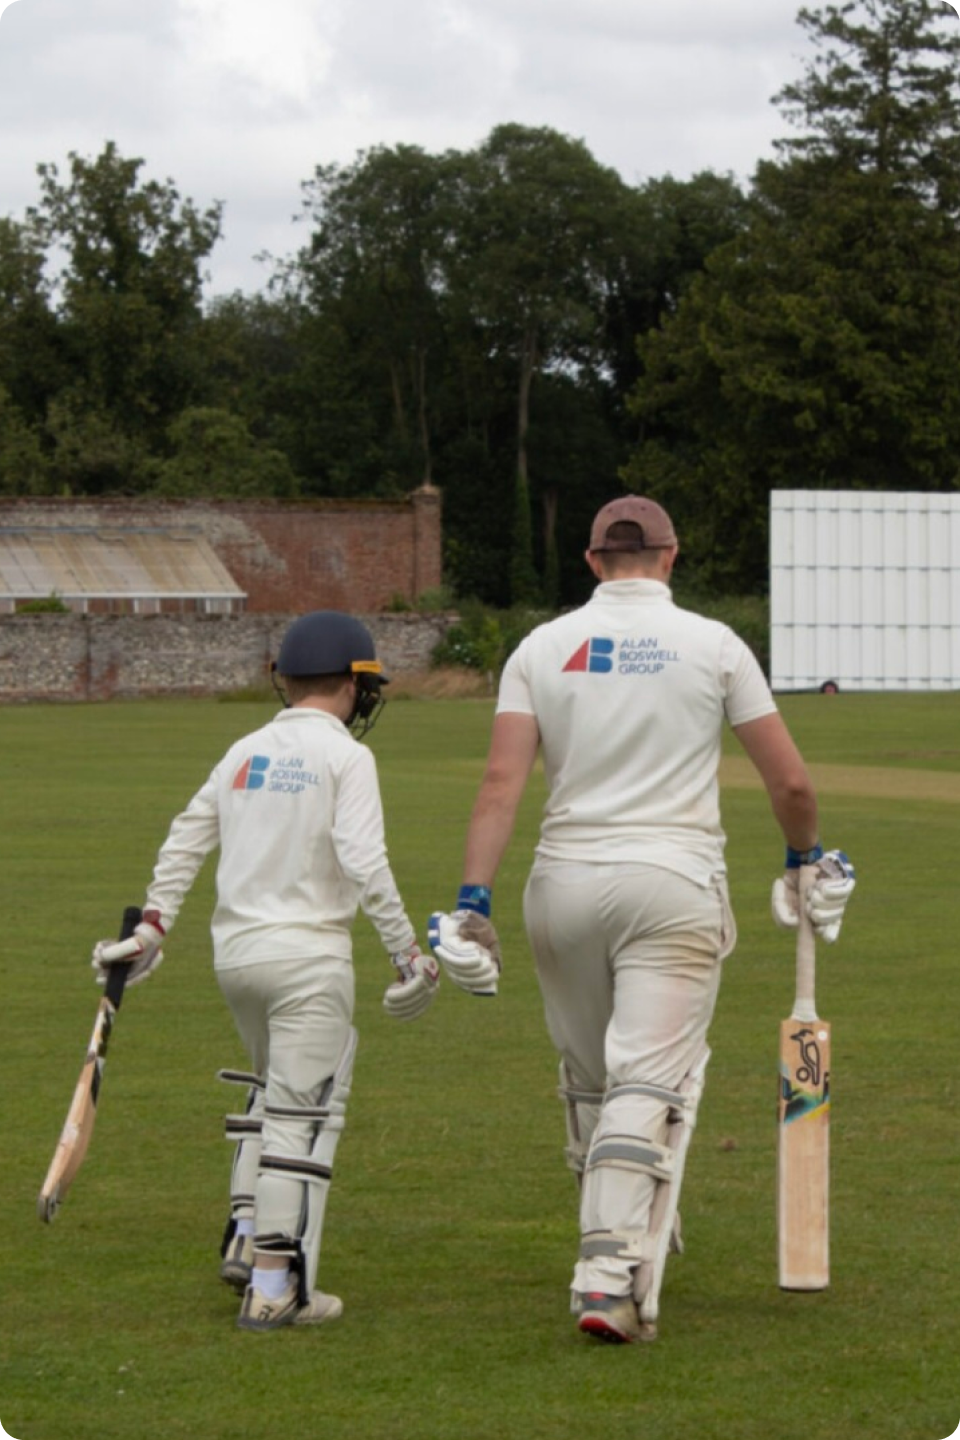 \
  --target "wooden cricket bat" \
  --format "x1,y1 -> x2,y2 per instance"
37,906 -> 142,1223
777,864 -> 830,1290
